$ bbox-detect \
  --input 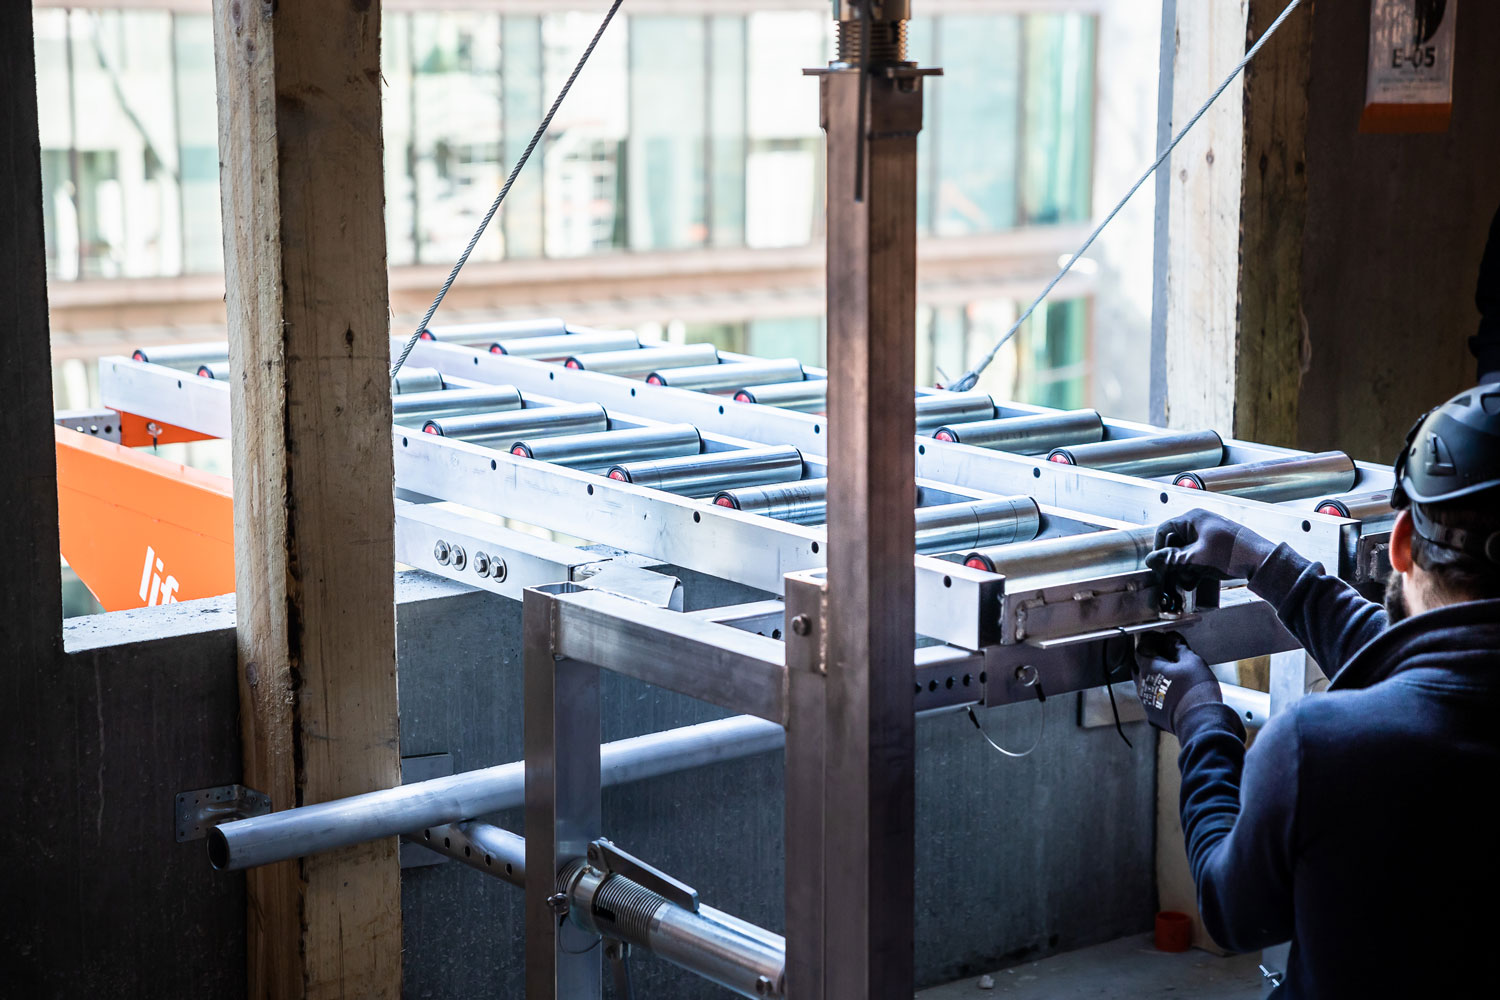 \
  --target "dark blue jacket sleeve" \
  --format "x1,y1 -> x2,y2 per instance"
1176,703 -> 1300,952
1248,544 -> 1387,680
